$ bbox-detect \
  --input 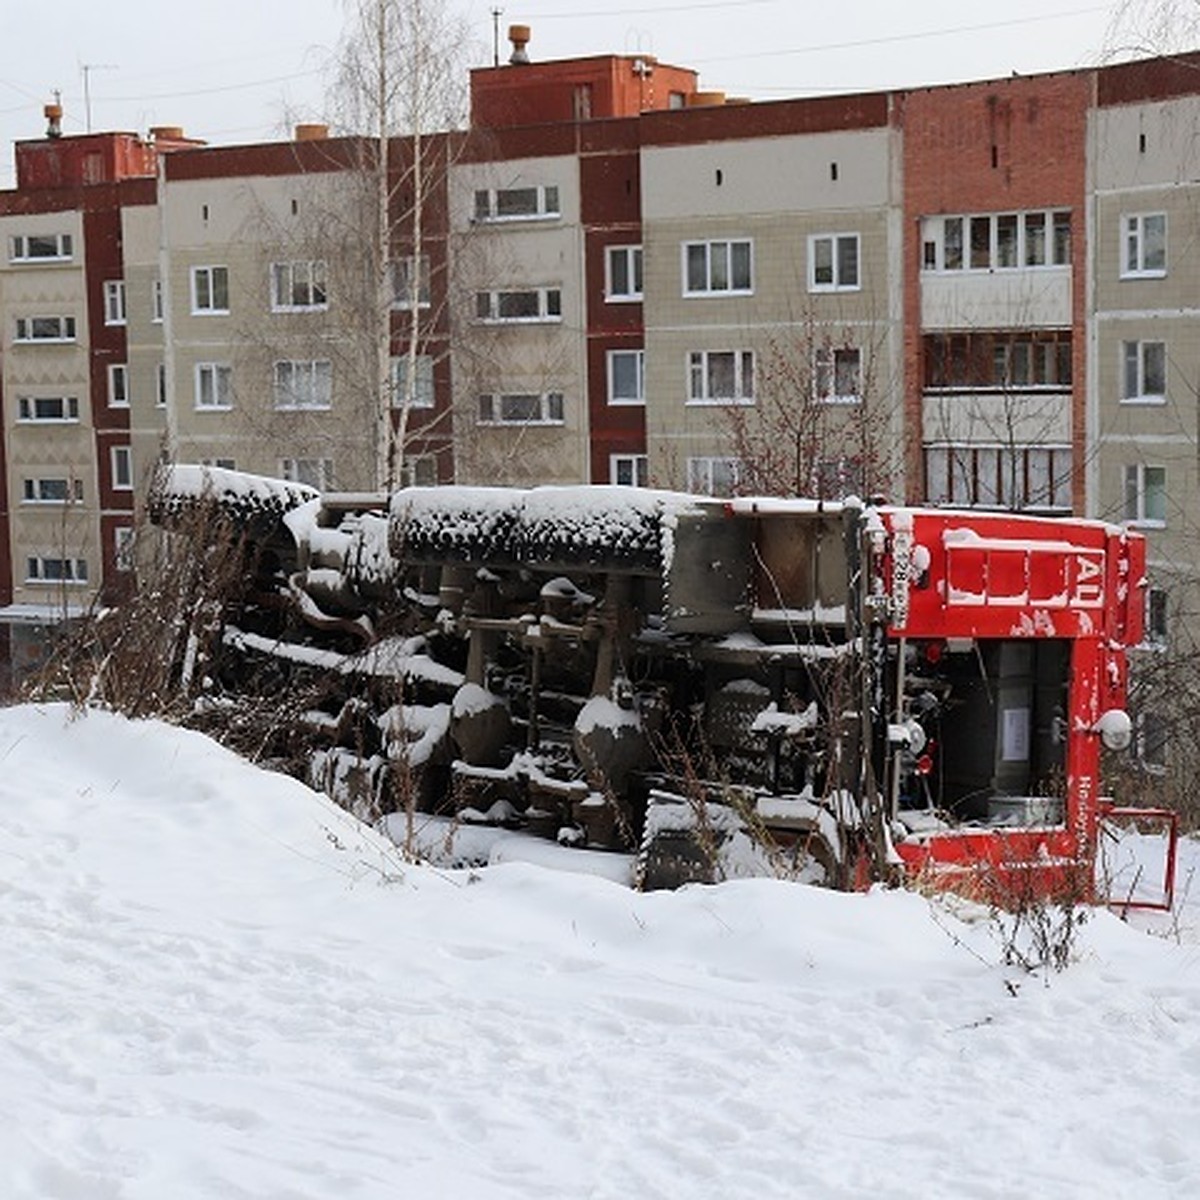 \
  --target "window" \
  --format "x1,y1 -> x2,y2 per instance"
401,455 -> 438,487
474,287 -> 562,323
924,445 -> 1072,511
815,346 -> 862,403
10,233 -> 72,262
391,256 -> 430,309
191,265 -> 229,314
108,364 -> 129,408
606,245 -> 643,301
473,185 -> 560,222
1122,340 -> 1166,403
22,477 -> 83,504
809,234 -> 860,291
103,280 -> 126,326
683,239 -> 753,295
111,446 -> 133,491
922,210 -> 1071,272
611,454 -> 649,487
280,457 -> 334,490
687,350 -> 755,404
1136,711 -> 1168,771
686,456 -> 743,497
607,349 -> 645,404
391,354 -> 435,408
271,260 -> 327,311
1123,463 -> 1167,527
274,360 -> 332,410
15,316 -> 76,342
26,556 -> 88,584
17,395 -> 78,423
477,392 -> 565,425
114,527 -> 136,573
923,331 -> 1072,391
1122,213 -> 1166,277
1145,587 -> 1168,646
156,362 -> 167,408
195,363 -> 233,410
152,277 -> 163,323
813,457 -> 865,501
